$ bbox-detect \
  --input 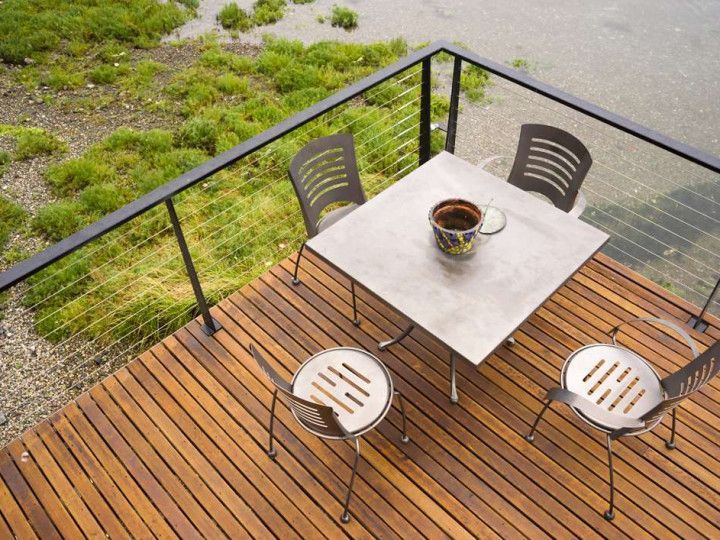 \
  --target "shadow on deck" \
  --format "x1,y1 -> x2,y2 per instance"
1,251 -> 719,539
